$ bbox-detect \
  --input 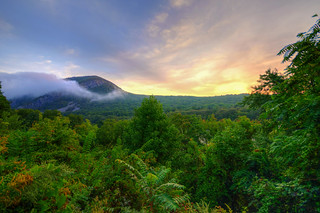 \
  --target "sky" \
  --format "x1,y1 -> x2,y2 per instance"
0,0 -> 319,96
